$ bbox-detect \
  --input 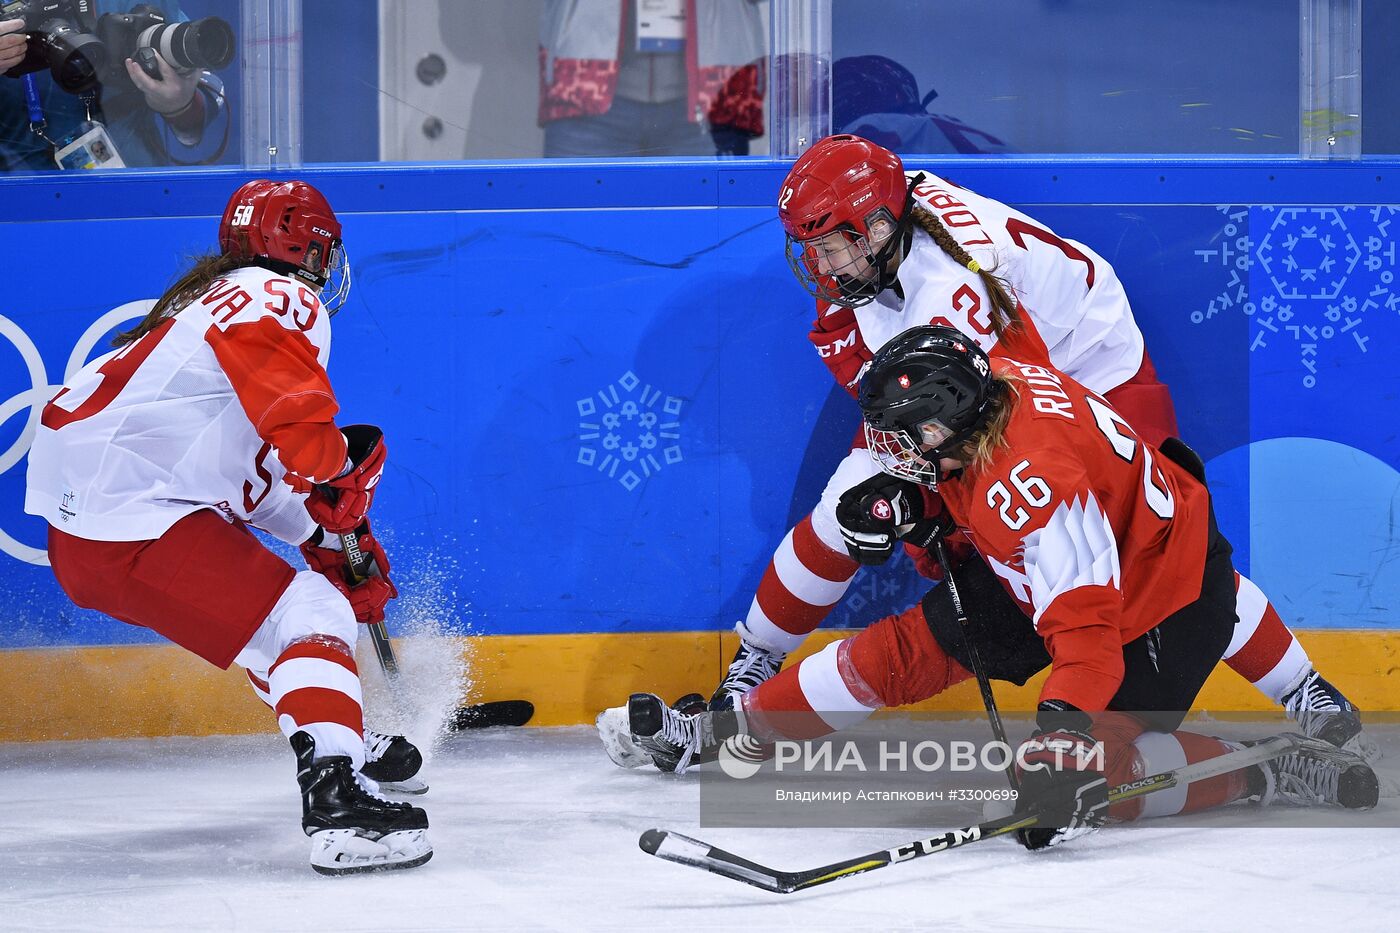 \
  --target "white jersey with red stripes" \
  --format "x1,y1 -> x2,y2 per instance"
26,265 -> 346,543
819,170 -> 1146,396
